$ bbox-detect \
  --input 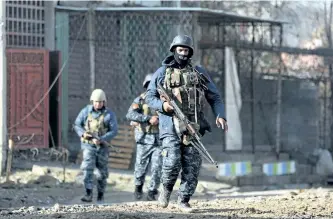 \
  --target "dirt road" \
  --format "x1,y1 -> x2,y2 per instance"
1,188 -> 333,219
0,167 -> 332,219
